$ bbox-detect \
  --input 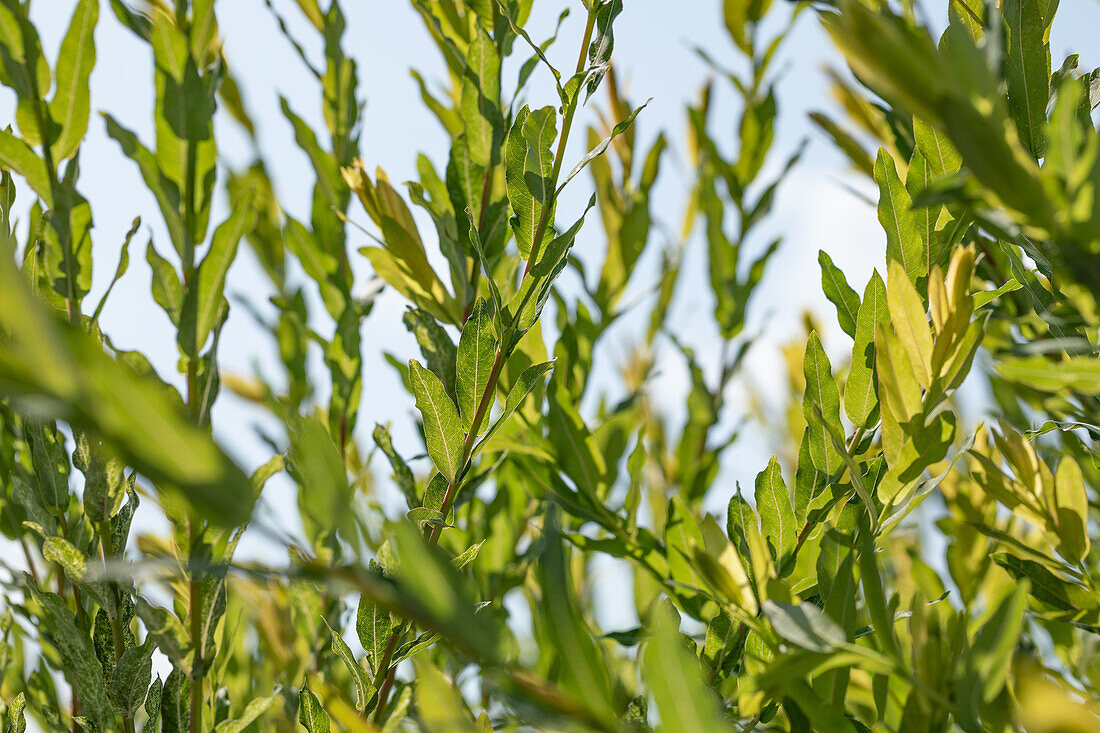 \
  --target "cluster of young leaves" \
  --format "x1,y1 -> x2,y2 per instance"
0,0 -> 1098,731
